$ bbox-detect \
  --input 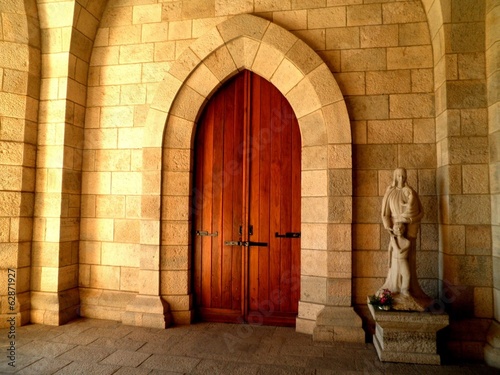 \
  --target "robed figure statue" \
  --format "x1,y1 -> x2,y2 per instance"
377,168 -> 432,311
